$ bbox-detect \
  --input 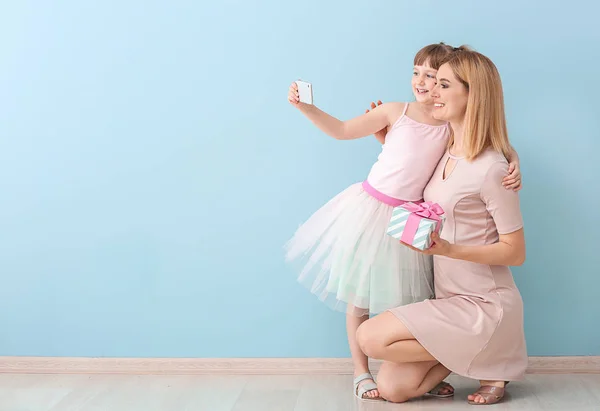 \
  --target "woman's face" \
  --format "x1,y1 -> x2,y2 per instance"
411,62 -> 438,104
431,63 -> 468,123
